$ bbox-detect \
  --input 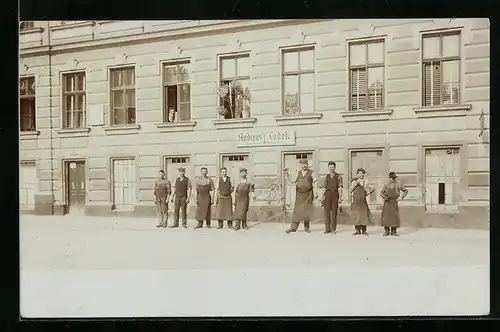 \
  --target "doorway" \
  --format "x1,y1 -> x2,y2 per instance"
65,160 -> 86,214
